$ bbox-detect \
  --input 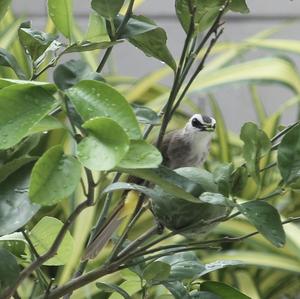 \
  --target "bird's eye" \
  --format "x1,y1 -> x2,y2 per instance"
192,118 -> 201,128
